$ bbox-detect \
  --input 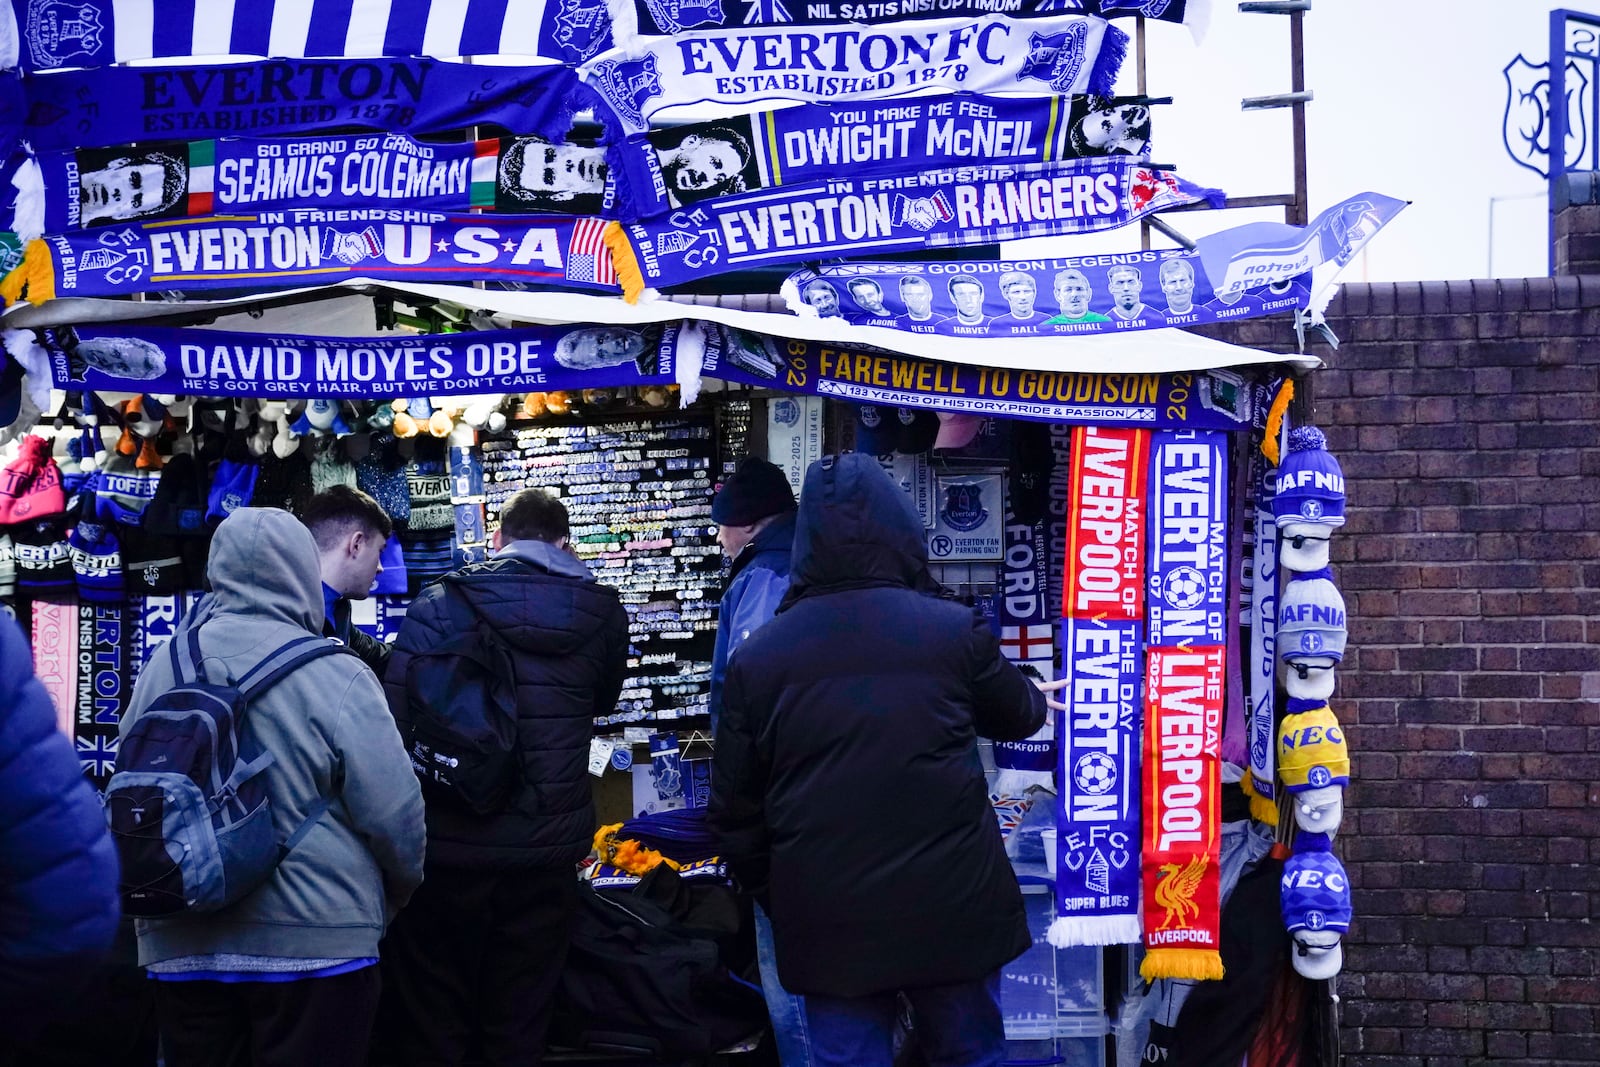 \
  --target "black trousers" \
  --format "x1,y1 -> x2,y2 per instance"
155,965 -> 380,1067
374,865 -> 579,1067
